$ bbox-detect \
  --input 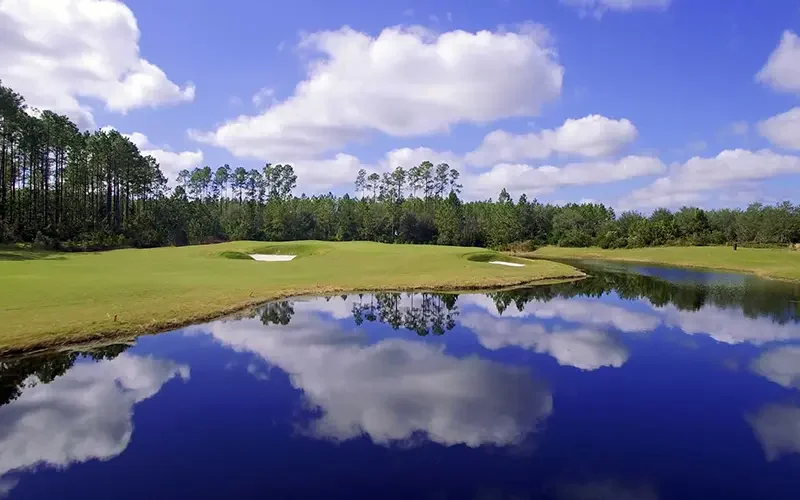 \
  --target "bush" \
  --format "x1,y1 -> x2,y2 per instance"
558,230 -> 592,248
58,231 -> 129,252
503,240 -> 538,253
32,231 -> 59,250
